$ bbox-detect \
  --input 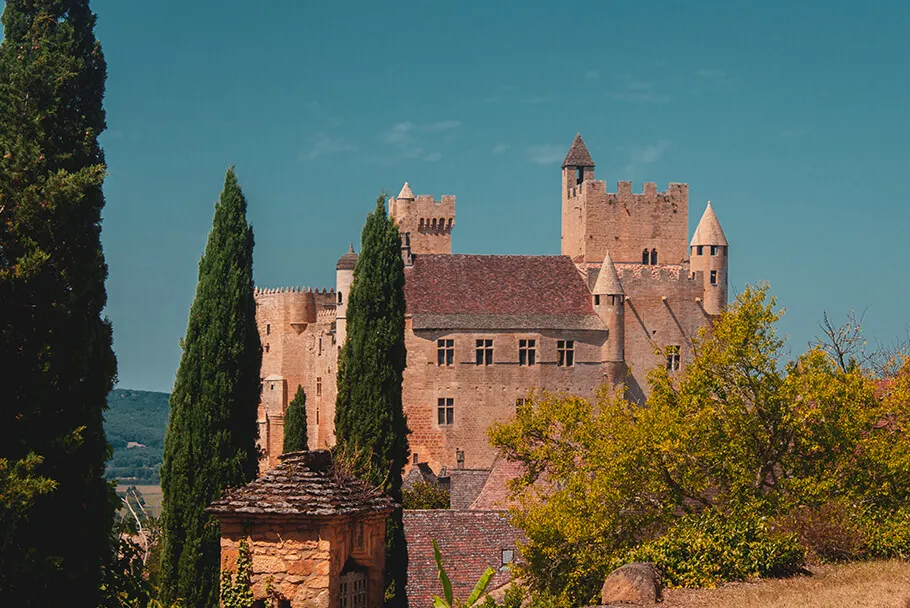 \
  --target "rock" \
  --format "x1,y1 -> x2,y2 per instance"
600,562 -> 662,605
